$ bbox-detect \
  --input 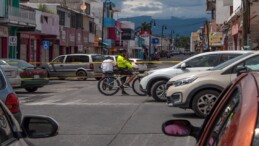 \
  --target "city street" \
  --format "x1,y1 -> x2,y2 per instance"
15,56 -> 204,146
